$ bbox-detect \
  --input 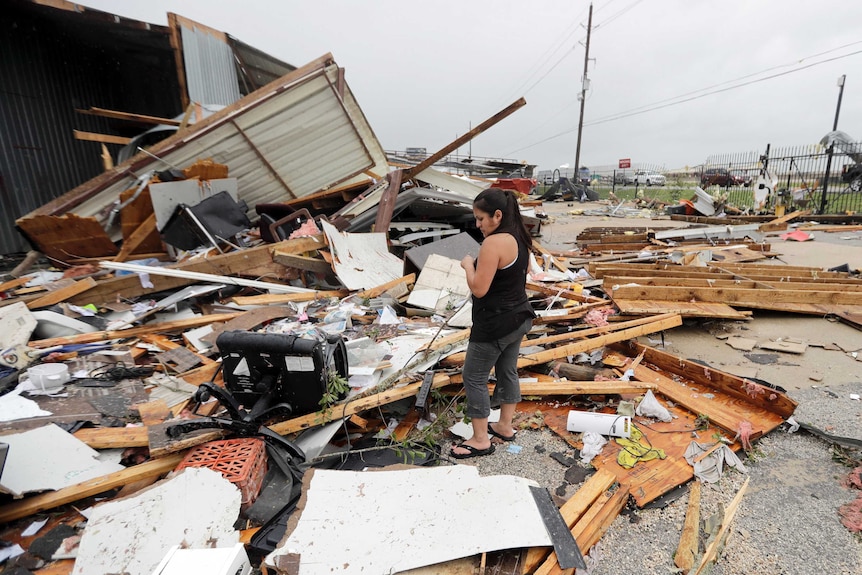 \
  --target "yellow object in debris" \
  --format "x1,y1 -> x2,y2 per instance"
615,426 -> 666,469
775,204 -> 786,217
